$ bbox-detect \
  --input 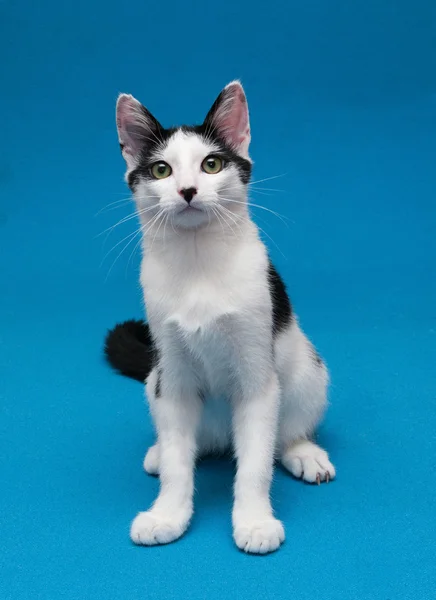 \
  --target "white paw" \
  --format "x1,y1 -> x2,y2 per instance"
233,518 -> 285,554
143,444 -> 160,475
130,511 -> 188,546
282,440 -> 336,484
